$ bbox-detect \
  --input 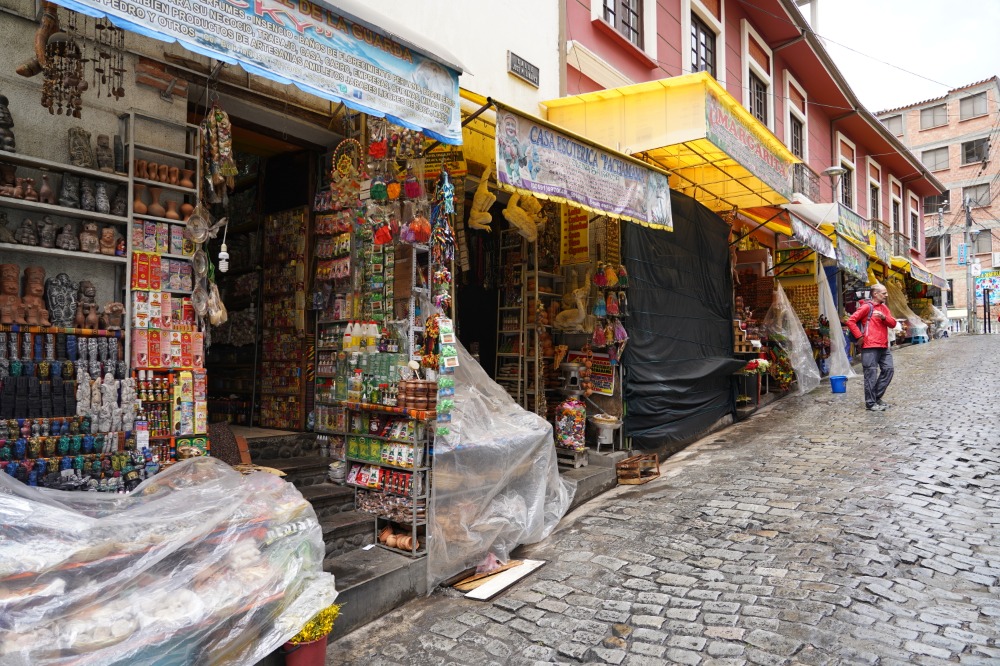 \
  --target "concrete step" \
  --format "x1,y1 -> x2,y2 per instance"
564,462 -> 618,511
254,455 -> 331,487
300,482 -> 355,520
246,431 -> 320,460
324,546 -> 427,639
320,510 -> 376,558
